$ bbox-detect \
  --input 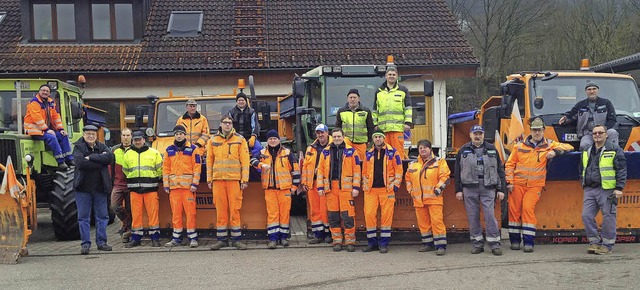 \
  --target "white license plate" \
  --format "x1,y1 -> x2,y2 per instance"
563,133 -> 579,142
